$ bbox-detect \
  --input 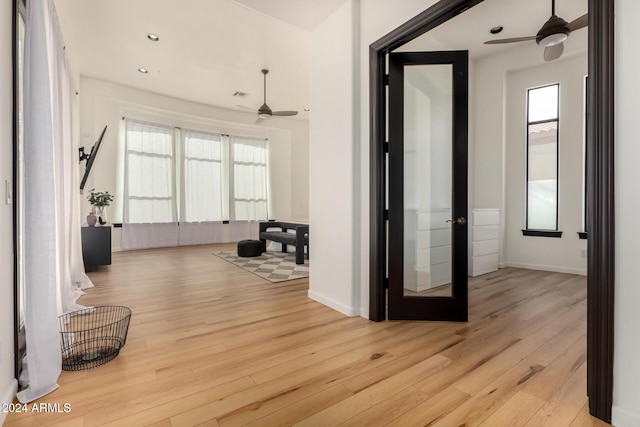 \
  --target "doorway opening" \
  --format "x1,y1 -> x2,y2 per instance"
369,0 -> 614,422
